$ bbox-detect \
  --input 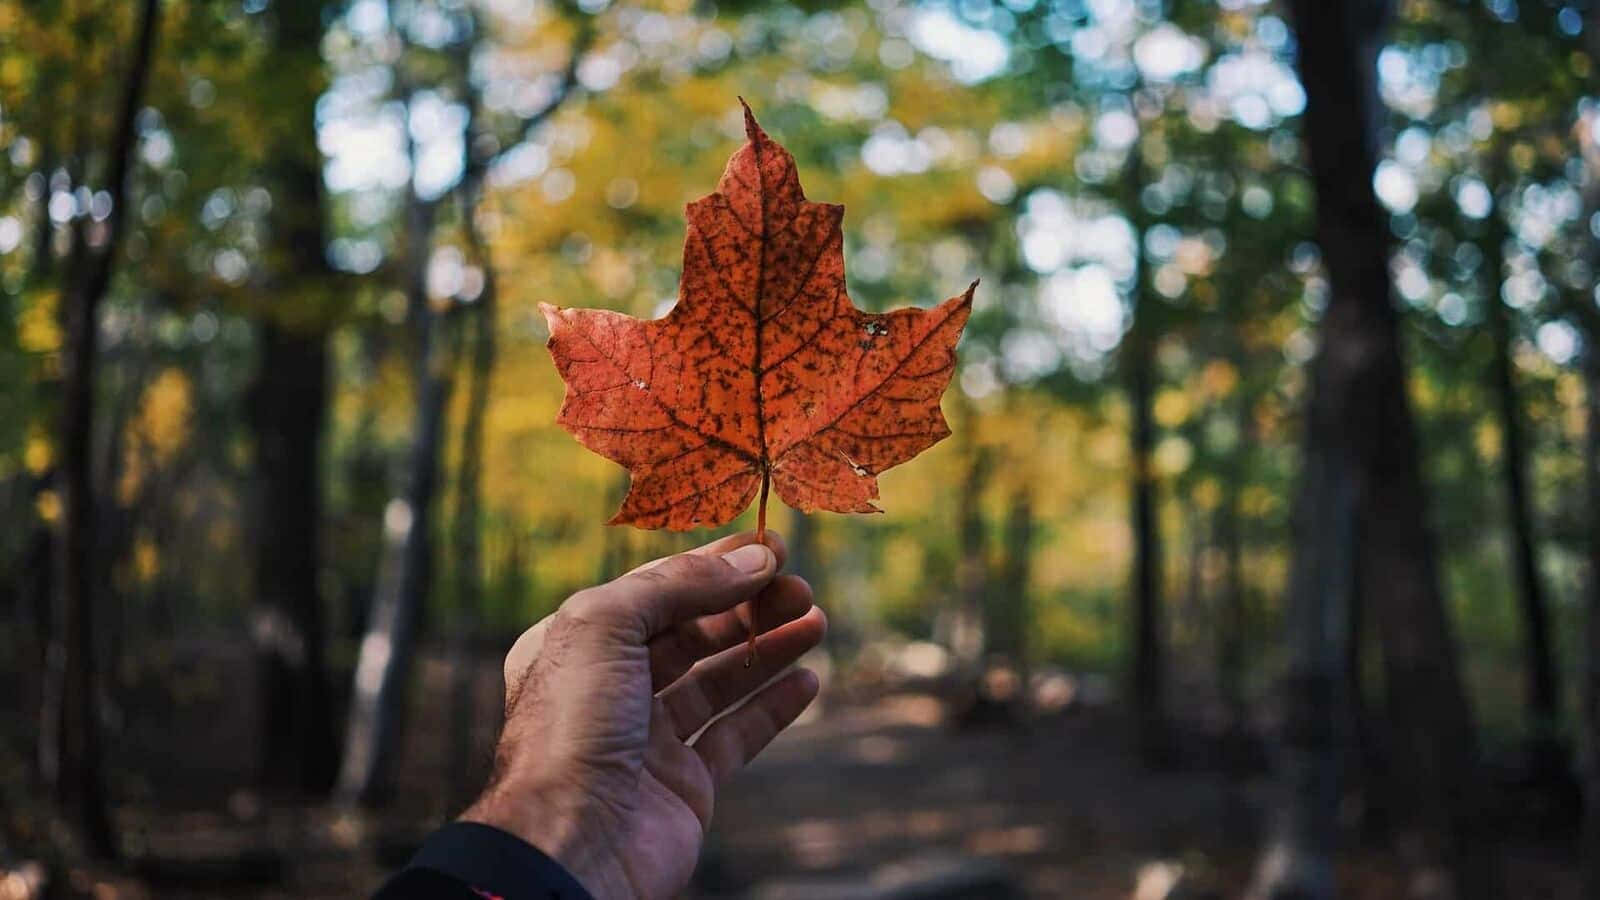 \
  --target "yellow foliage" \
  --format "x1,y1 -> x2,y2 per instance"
18,293 -> 61,354
1557,371 -> 1586,440
1490,102 -> 1522,131
1242,484 -> 1279,519
1410,372 -> 1438,412
35,489 -> 59,523
1036,602 -> 1116,662
1153,389 -> 1191,428
347,2 -> 1245,633
1088,426 -> 1125,467
1153,435 -> 1193,477
133,537 -> 160,584
1200,360 -> 1238,399
880,535 -> 928,593
132,370 -> 193,460
1475,420 -> 1502,463
24,434 -> 52,474
472,41 -> 1046,595
120,369 -> 194,504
